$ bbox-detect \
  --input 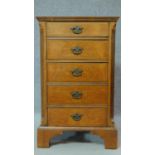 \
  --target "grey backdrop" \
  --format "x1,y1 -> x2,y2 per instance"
34,0 -> 121,117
